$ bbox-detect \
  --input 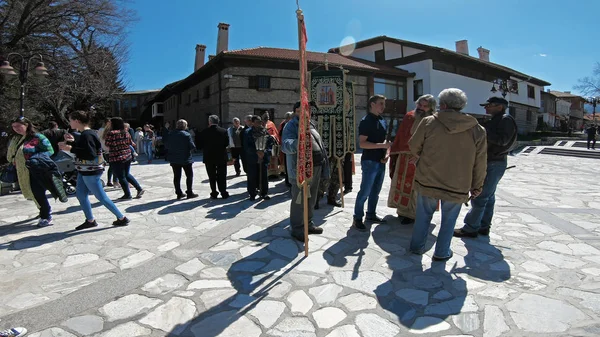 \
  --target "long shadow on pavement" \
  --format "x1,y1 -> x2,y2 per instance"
167,219 -> 302,336
0,226 -> 113,250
